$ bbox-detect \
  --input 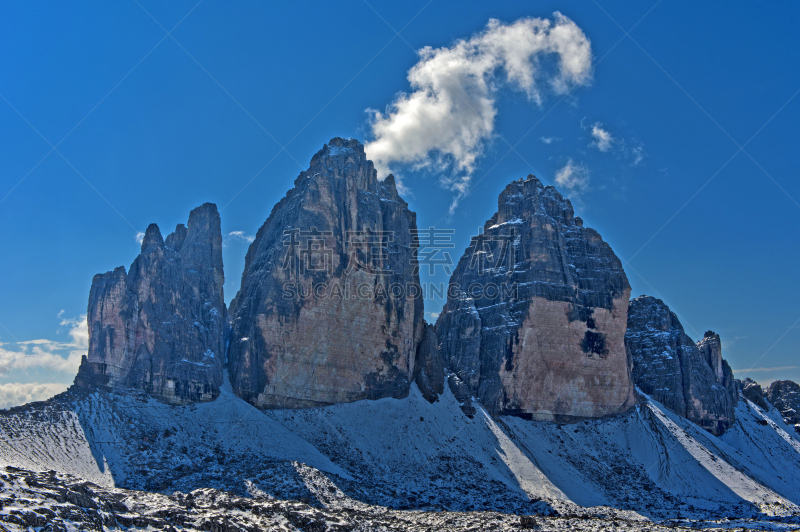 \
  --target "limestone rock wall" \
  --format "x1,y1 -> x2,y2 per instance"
74,203 -> 227,404
227,138 -> 424,408
435,175 -> 636,421
625,296 -> 737,435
